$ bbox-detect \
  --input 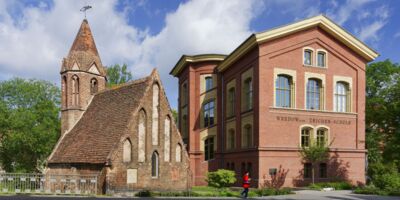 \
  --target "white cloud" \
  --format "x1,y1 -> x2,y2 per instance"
326,0 -> 373,25
394,31 -> 400,38
0,0 -> 262,108
358,20 -> 387,41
